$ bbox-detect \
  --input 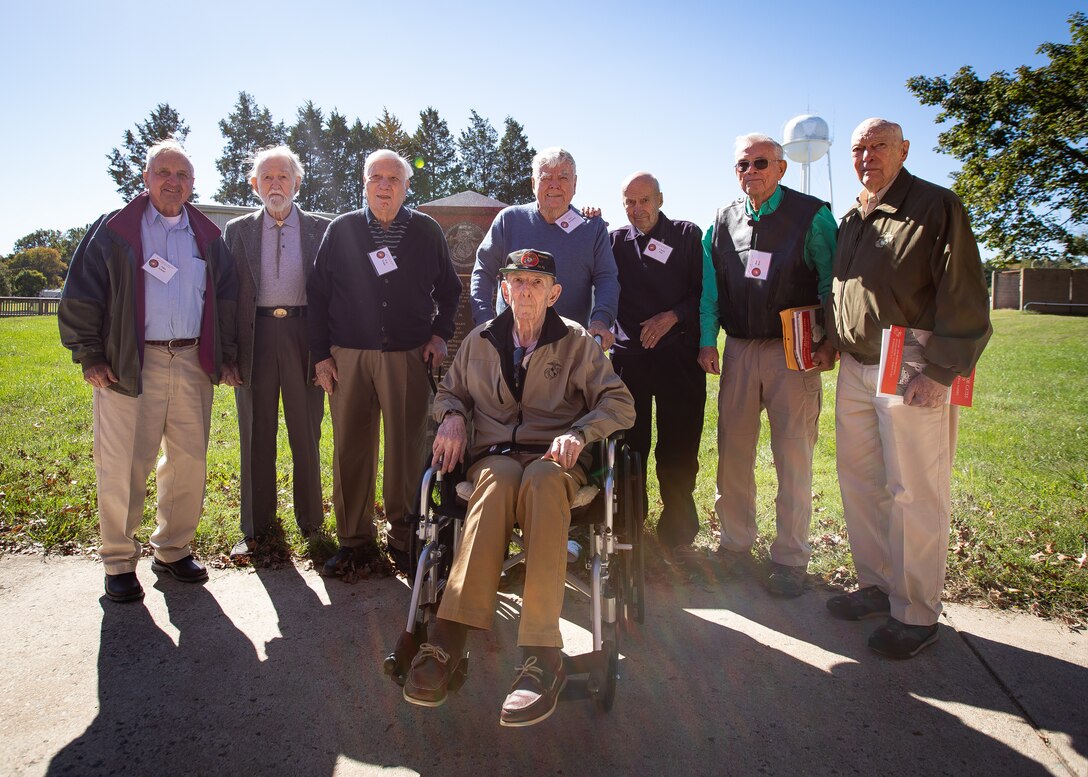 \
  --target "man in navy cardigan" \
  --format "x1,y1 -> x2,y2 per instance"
308,149 -> 461,576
